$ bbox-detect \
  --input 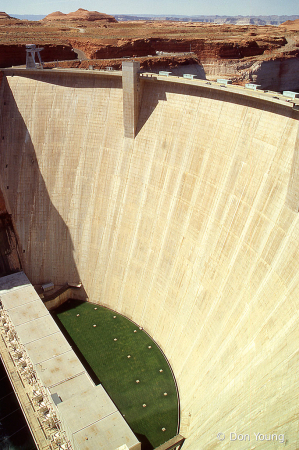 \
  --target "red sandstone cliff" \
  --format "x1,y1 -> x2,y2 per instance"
0,11 -> 298,90
68,35 -> 287,60
0,44 -> 75,68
